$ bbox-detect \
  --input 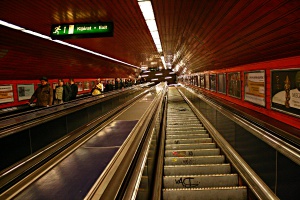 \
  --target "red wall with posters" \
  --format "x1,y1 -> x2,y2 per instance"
183,55 -> 300,130
0,78 -> 112,109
